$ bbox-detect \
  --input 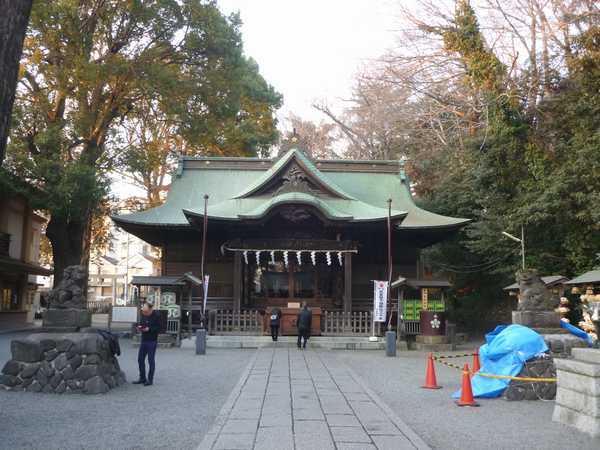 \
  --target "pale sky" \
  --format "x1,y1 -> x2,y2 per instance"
218,0 -> 401,126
